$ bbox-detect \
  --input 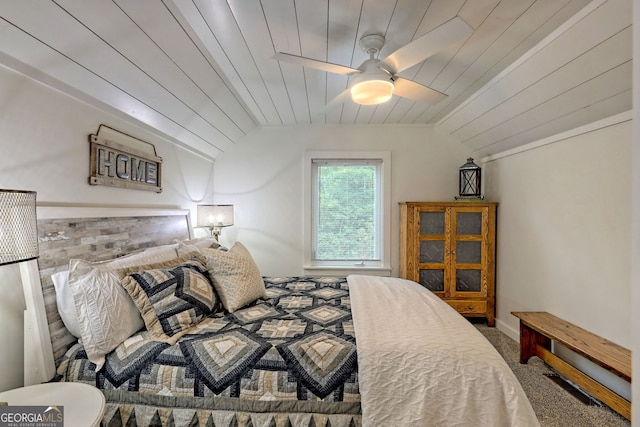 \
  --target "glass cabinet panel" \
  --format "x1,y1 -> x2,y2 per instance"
456,212 -> 482,235
419,269 -> 444,292
455,269 -> 481,292
455,241 -> 481,264
420,212 -> 444,235
420,240 -> 444,263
